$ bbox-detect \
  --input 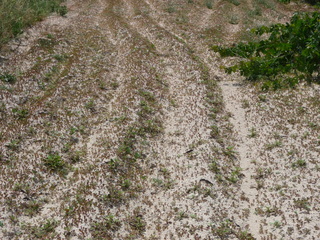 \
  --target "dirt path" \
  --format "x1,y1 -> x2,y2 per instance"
0,0 -> 319,239
220,81 -> 262,238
